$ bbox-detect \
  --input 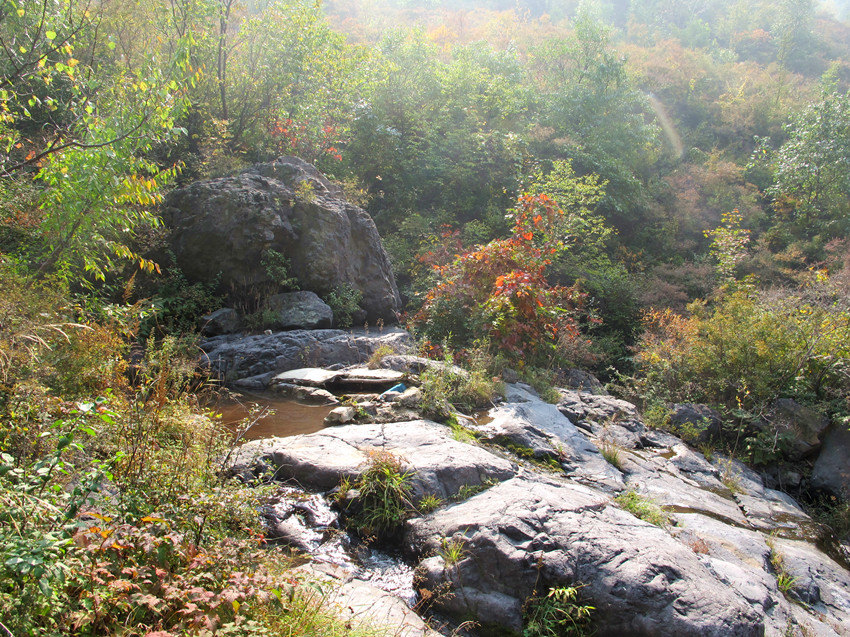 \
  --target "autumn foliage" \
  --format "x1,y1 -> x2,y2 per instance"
413,194 -> 595,366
